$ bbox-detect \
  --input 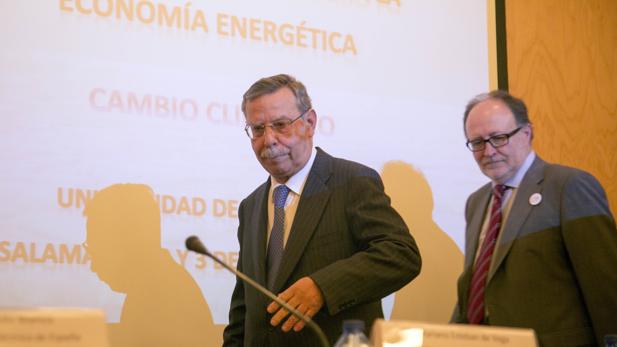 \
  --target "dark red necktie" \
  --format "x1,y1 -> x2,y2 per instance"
467,184 -> 507,324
